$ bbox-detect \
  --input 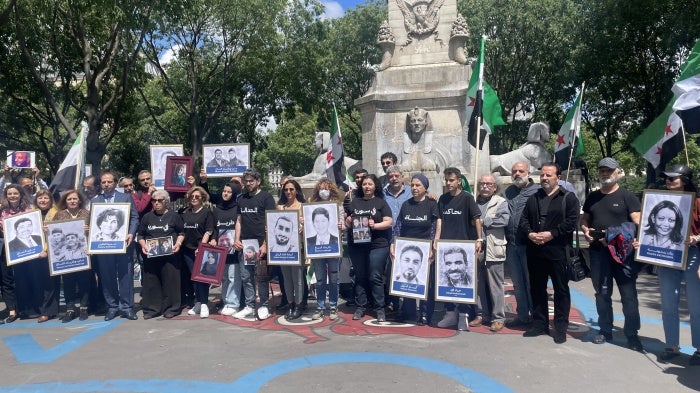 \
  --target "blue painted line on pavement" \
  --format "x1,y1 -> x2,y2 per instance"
0,352 -> 513,393
2,320 -> 124,364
